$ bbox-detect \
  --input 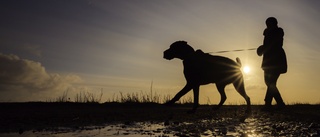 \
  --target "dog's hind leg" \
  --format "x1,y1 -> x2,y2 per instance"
214,84 -> 227,110
233,77 -> 251,113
